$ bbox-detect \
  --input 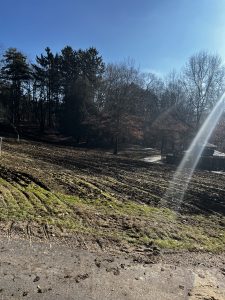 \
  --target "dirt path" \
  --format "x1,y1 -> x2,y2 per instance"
0,237 -> 224,300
